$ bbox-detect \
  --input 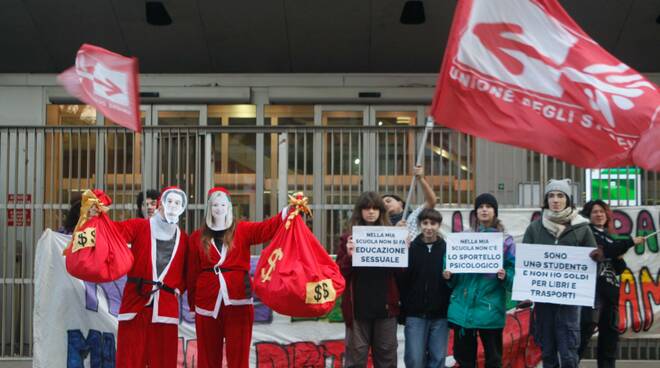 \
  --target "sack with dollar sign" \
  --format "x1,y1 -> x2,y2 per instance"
253,193 -> 345,317
62,189 -> 133,282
